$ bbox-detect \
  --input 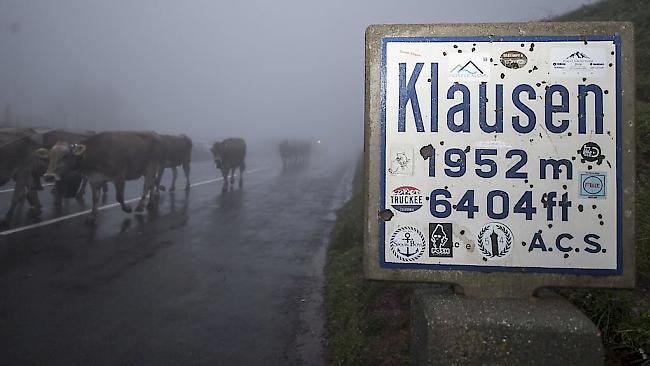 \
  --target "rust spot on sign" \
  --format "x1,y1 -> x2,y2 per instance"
420,144 -> 434,160
378,209 -> 394,221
